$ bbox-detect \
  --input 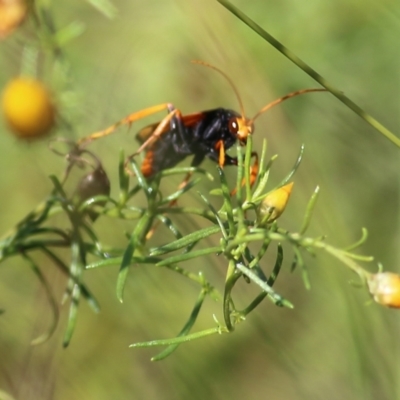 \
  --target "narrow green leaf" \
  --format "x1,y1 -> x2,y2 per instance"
343,228 -> 369,251
130,326 -> 226,350
159,178 -> 200,205
257,140 -> 268,178
246,237 -> 271,270
42,247 -> 100,313
198,192 -> 227,239
118,150 -> 129,204
86,257 -> 122,269
235,262 -> 293,308
156,247 -> 221,267
224,232 -> 268,254
150,225 -> 220,256
268,244 -> 284,286
152,289 -> 207,361
22,254 -> 59,345
279,144 -> 305,186
234,145 -> 247,233
157,206 -> 217,224
300,186 -> 320,234
117,240 -> 135,302
63,236 -> 85,347
235,144 -> 245,202
86,256 -> 161,269
217,166 -> 235,234
291,246 -> 302,272
127,157 -> 150,196
159,166 -> 214,182
251,154 -> 278,202
127,184 -> 141,200
341,252 -> 374,262
209,188 -> 223,196
243,135 -> 253,202
155,214 -> 182,239
250,170 -> 270,204
292,247 -> 310,290
63,284 -> 80,347
223,260 -> 241,331
240,244 -> 284,316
